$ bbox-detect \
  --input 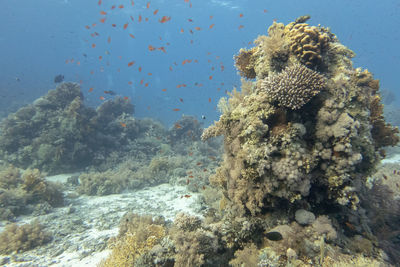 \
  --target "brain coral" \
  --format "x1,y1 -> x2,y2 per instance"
261,63 -> 326,110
